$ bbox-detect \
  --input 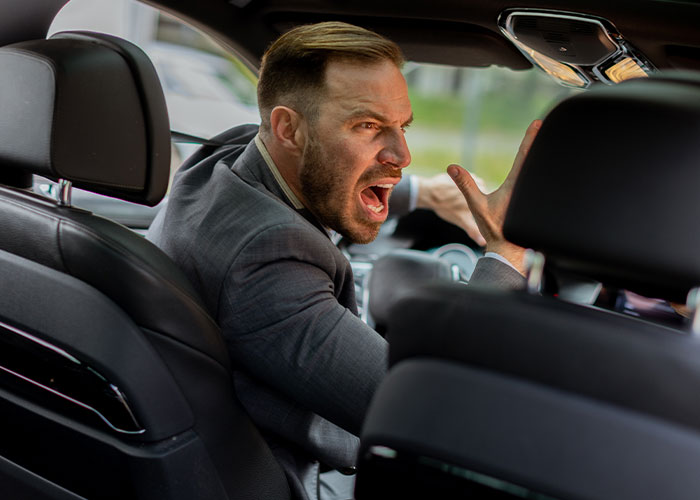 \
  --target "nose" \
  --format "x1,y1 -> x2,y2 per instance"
377,129 -> 411,169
